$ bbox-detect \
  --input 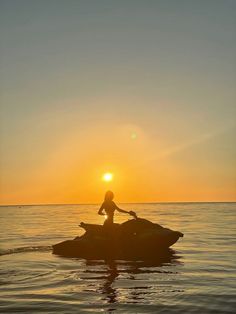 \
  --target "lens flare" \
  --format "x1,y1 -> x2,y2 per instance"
131,132 -> 137,140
